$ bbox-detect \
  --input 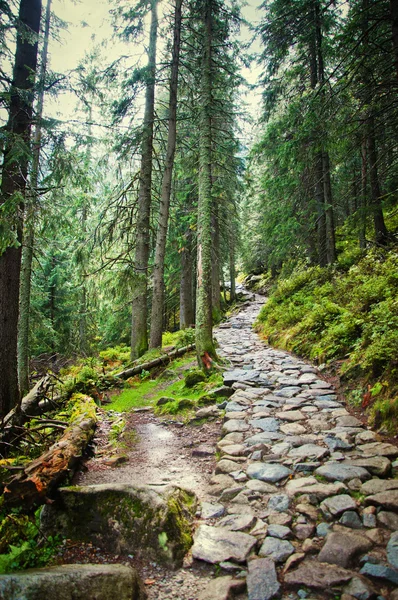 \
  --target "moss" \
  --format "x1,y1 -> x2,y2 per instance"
184,369 -> 206,388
